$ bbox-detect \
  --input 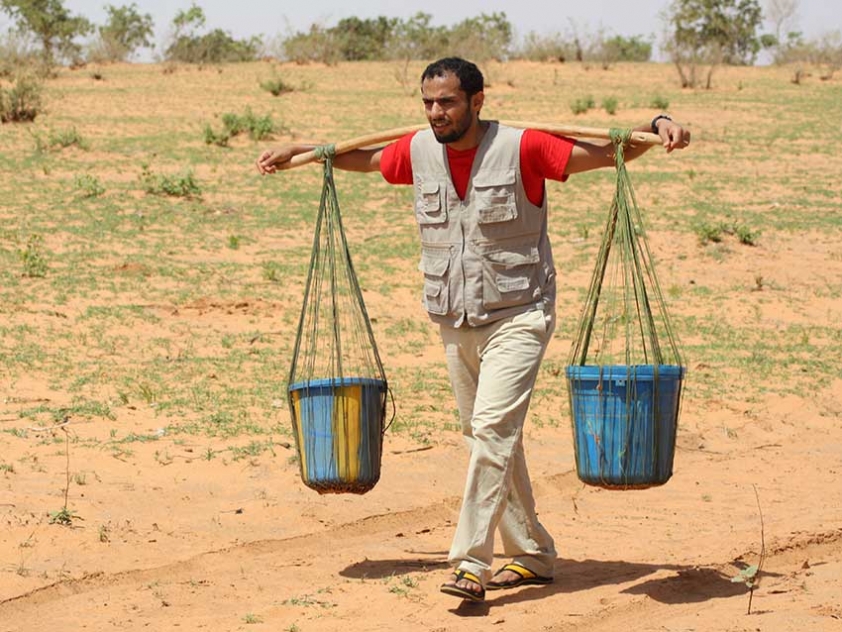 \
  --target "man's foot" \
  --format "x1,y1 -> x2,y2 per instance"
486,562 -> 553,590
440,569 -> 485,602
